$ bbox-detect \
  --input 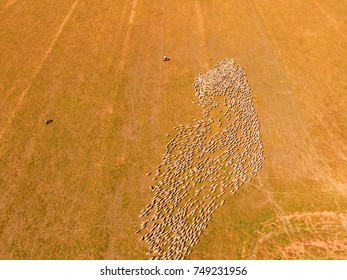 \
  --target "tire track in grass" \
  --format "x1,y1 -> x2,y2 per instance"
90,0 -> 139,258
194,0 -> 209,71
118,0 -> 138,70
